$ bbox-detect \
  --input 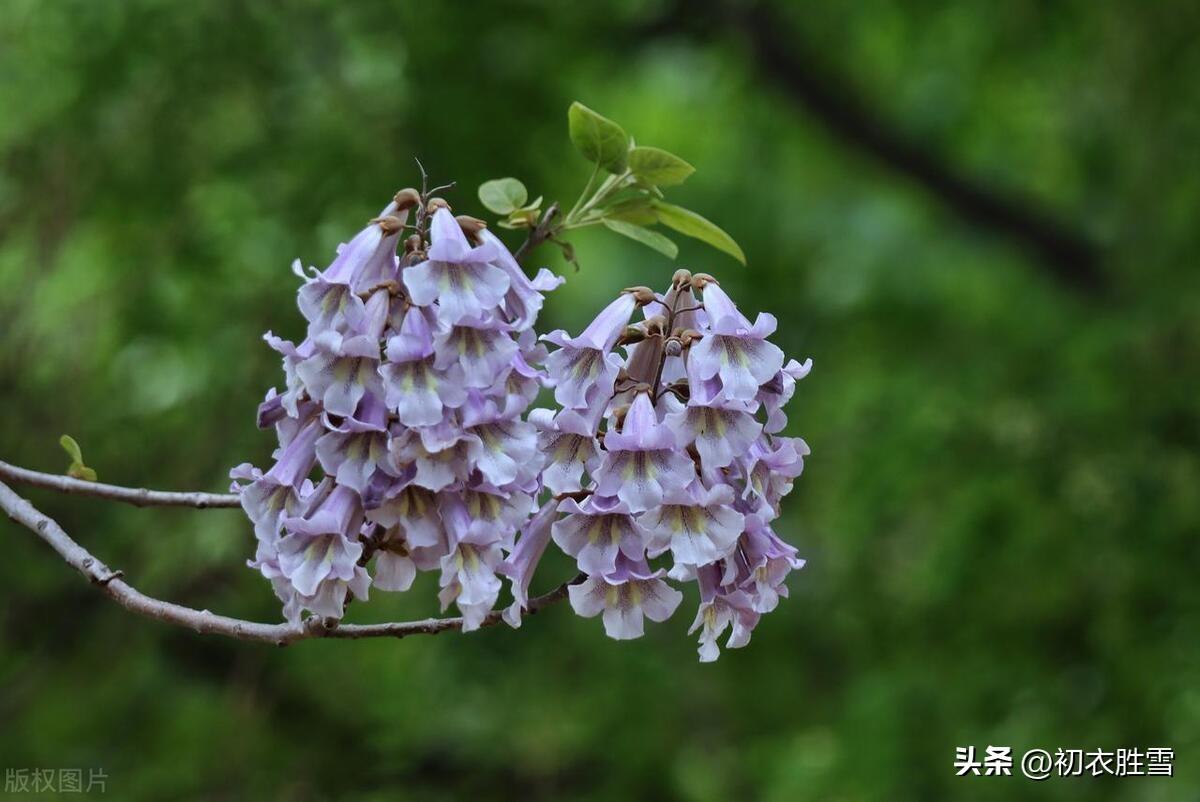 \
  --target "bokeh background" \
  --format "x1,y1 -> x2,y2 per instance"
2,1 -> 1198,800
